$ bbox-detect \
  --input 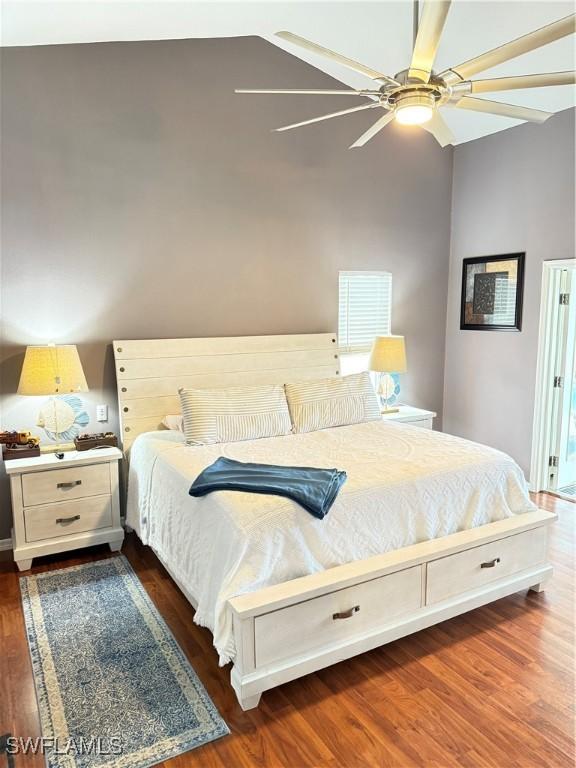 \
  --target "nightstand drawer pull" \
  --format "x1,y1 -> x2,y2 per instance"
55,515 -> 81,525
480,557 -> 501,569
57,480 -> 82,489
332,606 -> 360,620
